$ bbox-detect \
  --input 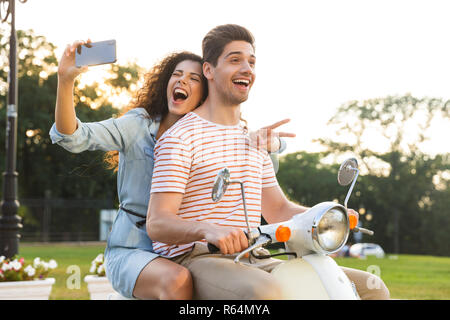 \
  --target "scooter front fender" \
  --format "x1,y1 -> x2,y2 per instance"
271,254 -> 359,300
